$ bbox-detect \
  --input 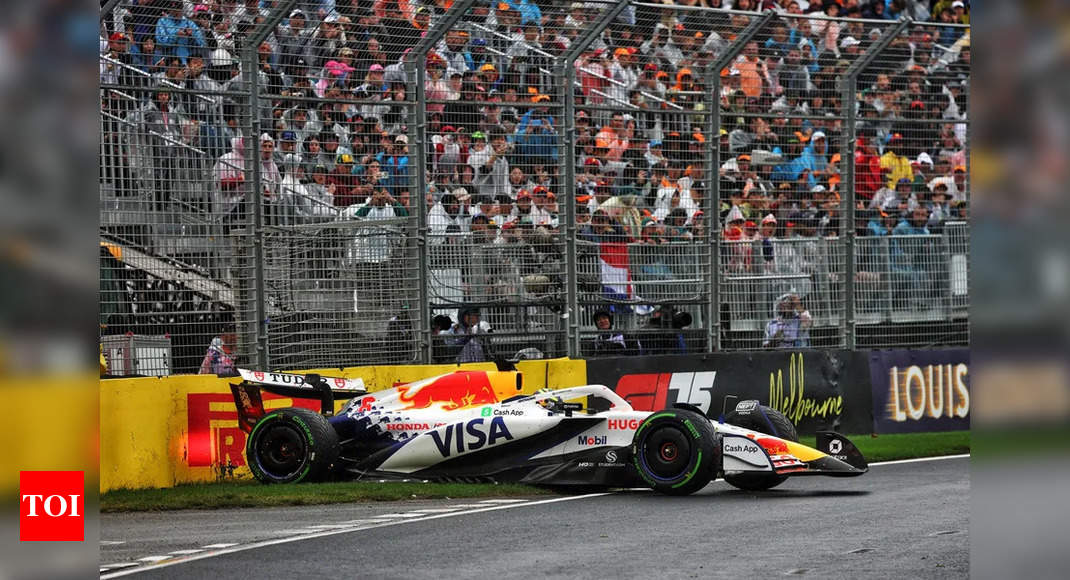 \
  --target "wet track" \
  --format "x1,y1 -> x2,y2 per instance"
102,456 -> 969,579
